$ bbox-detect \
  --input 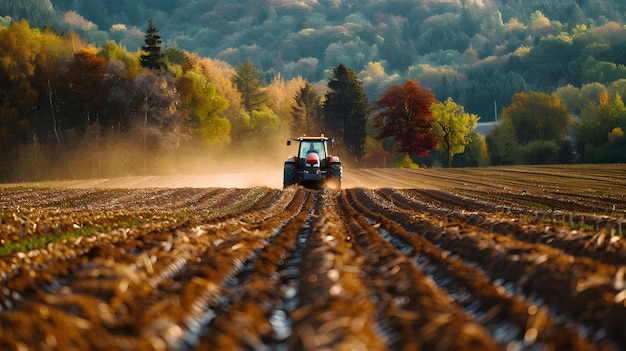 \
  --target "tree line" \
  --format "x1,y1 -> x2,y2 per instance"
1,20 -> 626,183
4,0 -> 626,121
